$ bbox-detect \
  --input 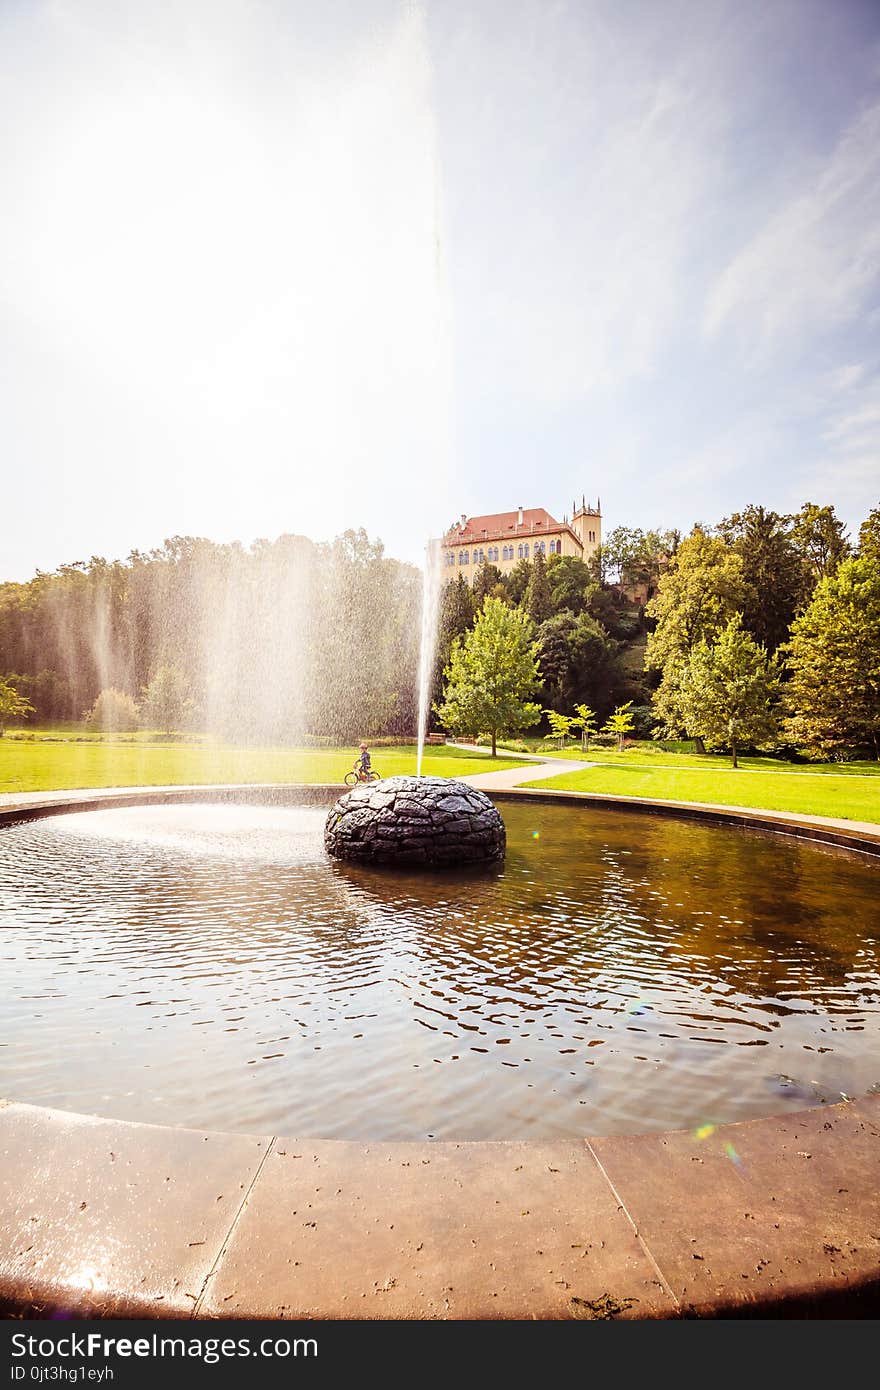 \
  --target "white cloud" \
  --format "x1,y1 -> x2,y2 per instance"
826,362 -> 867,392
704,101 -> 880,350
